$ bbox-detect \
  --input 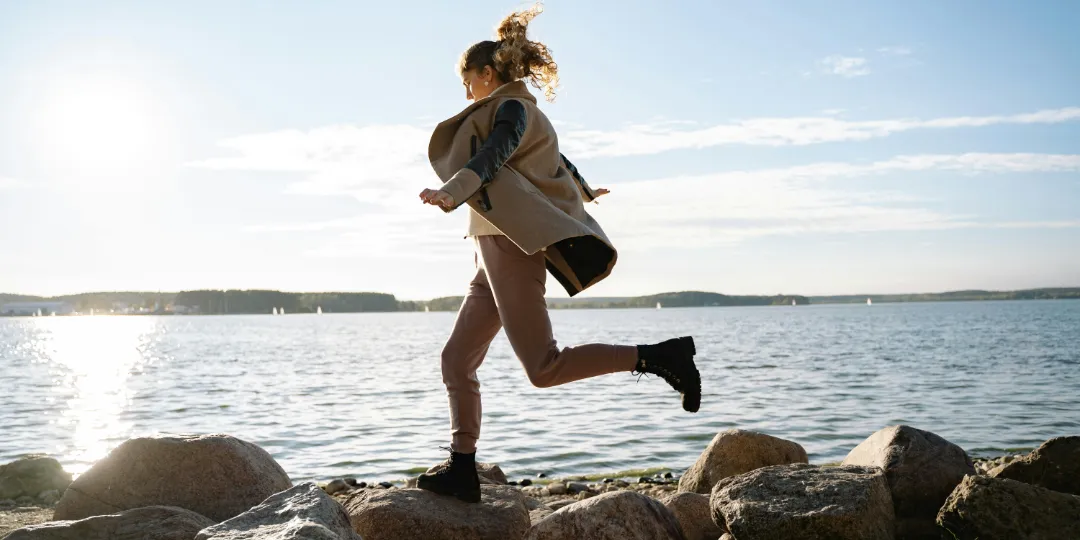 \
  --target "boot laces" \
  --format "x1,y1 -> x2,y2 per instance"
631,359 -> 682,386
